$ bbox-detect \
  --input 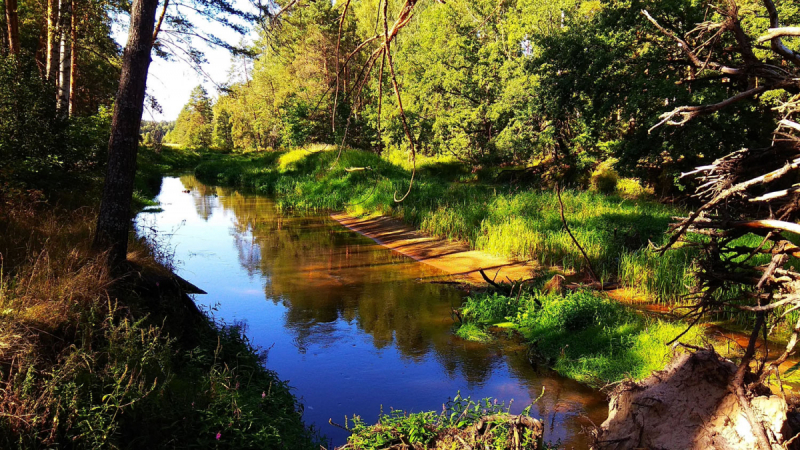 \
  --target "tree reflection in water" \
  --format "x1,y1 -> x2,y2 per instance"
138,175 -> 607,447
